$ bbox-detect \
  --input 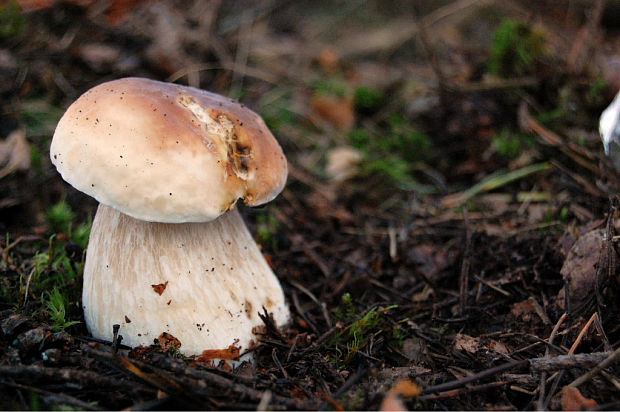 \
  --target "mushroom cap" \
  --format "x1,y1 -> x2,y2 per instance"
50,77 -> 287,222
